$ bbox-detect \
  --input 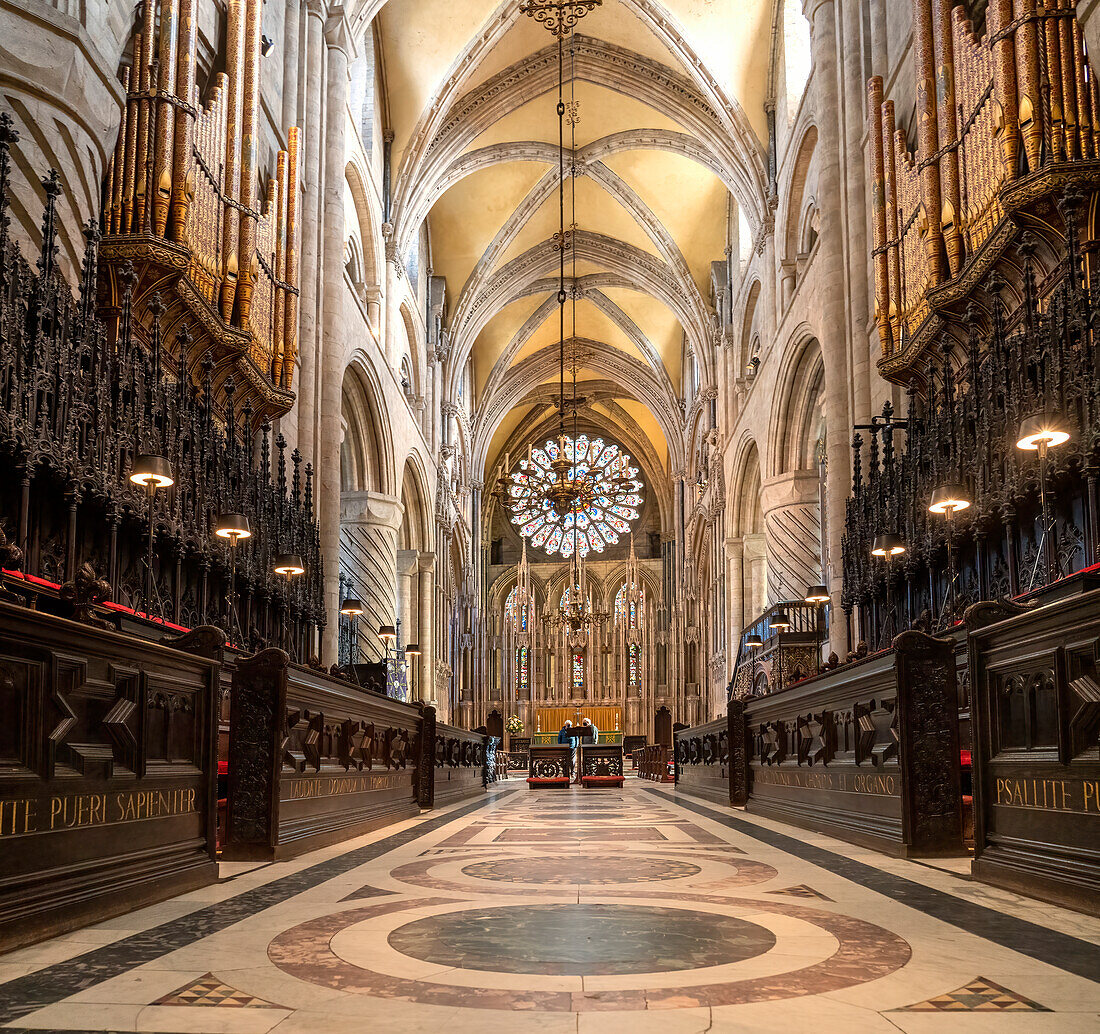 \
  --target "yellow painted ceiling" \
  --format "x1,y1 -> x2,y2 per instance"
376,0 -> 771,466
602,148 -> 729,298
508,299 -> 648,368
466,79 -> 689,153
496,174 -> 659,268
